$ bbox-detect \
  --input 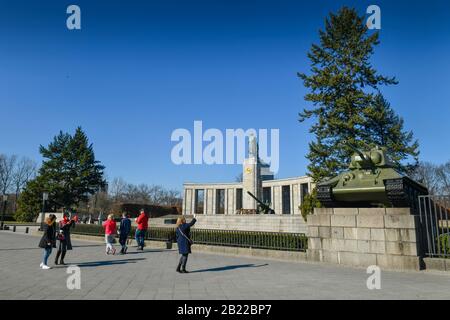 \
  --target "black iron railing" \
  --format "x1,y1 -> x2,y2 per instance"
418,195 -> 450,258
71,224 -> 307,252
